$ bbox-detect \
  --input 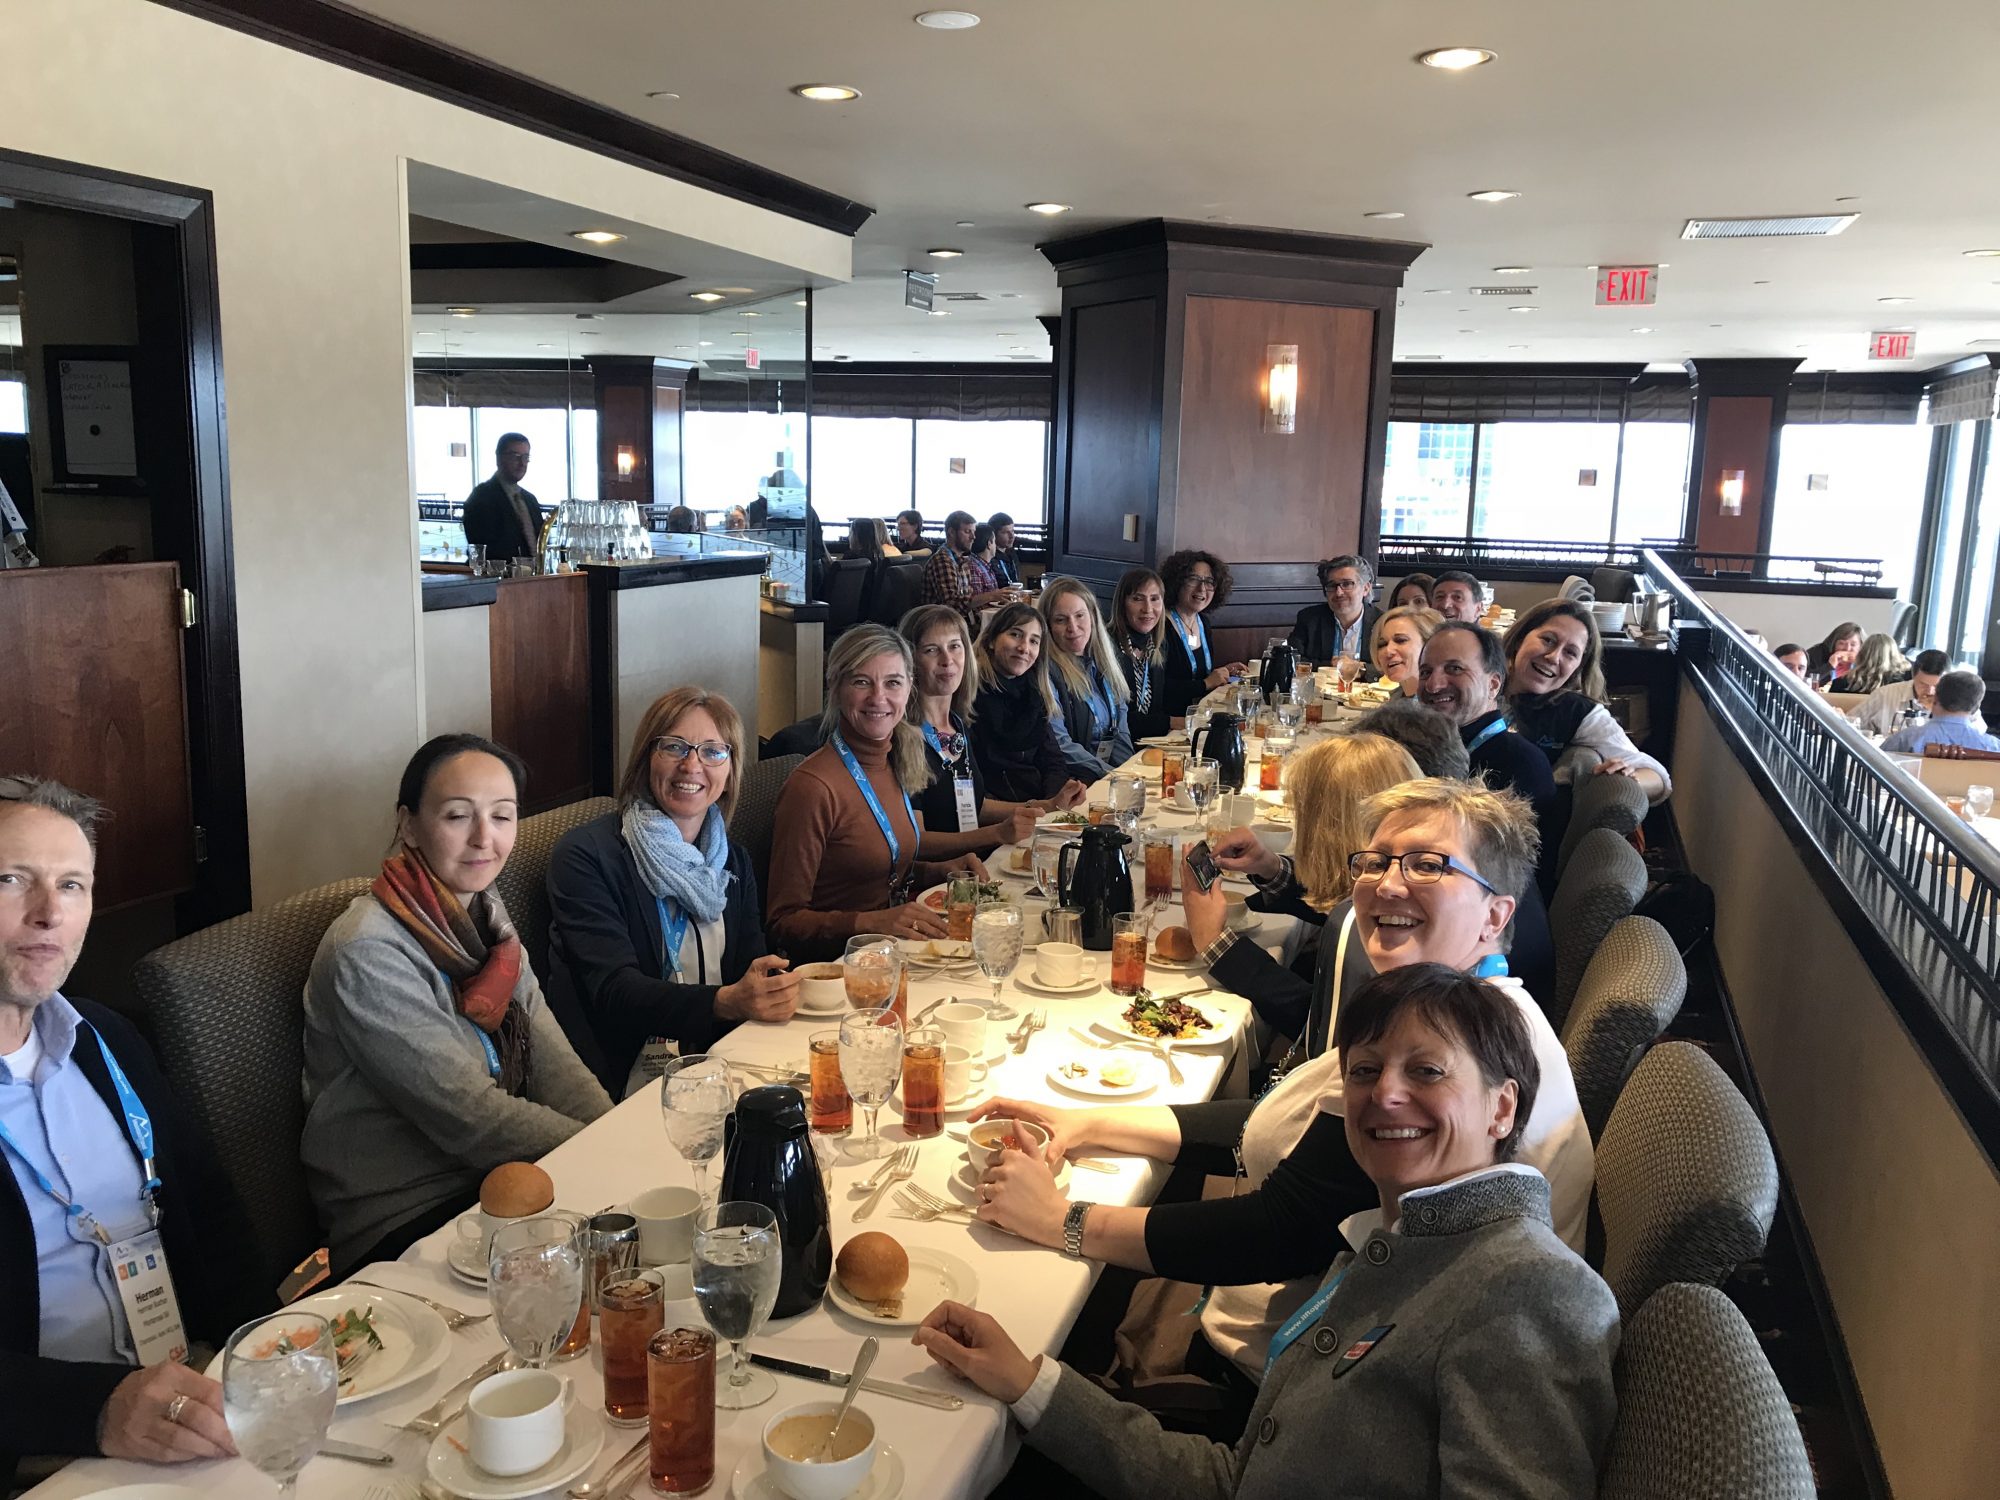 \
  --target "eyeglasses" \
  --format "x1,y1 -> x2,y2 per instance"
652,736 -> 732,765
1186,577 -> 1217,593
1347,849 -> 1499,895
